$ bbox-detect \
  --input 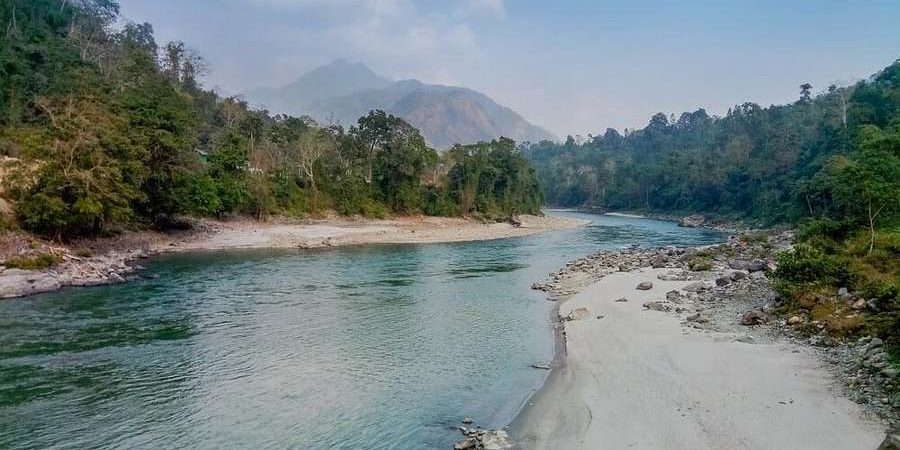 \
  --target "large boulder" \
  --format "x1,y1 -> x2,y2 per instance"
729,270 -> 748,281
481,430 -> 511,449
740,310 -> 769,326
636,281 -> 653,290
658,272 -> 690,281
683,282 -> 707,293
650,255 -> 668,268
878,432 -> 900,450
678,215 -> 706,228
643,301 -> 672,312
564,307 -> 591,322
729,259 -> 767,272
